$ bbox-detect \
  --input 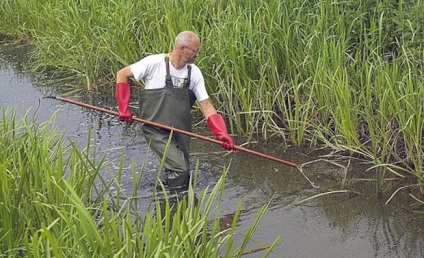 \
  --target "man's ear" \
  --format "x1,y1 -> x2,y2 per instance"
178,44 -> 186,53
